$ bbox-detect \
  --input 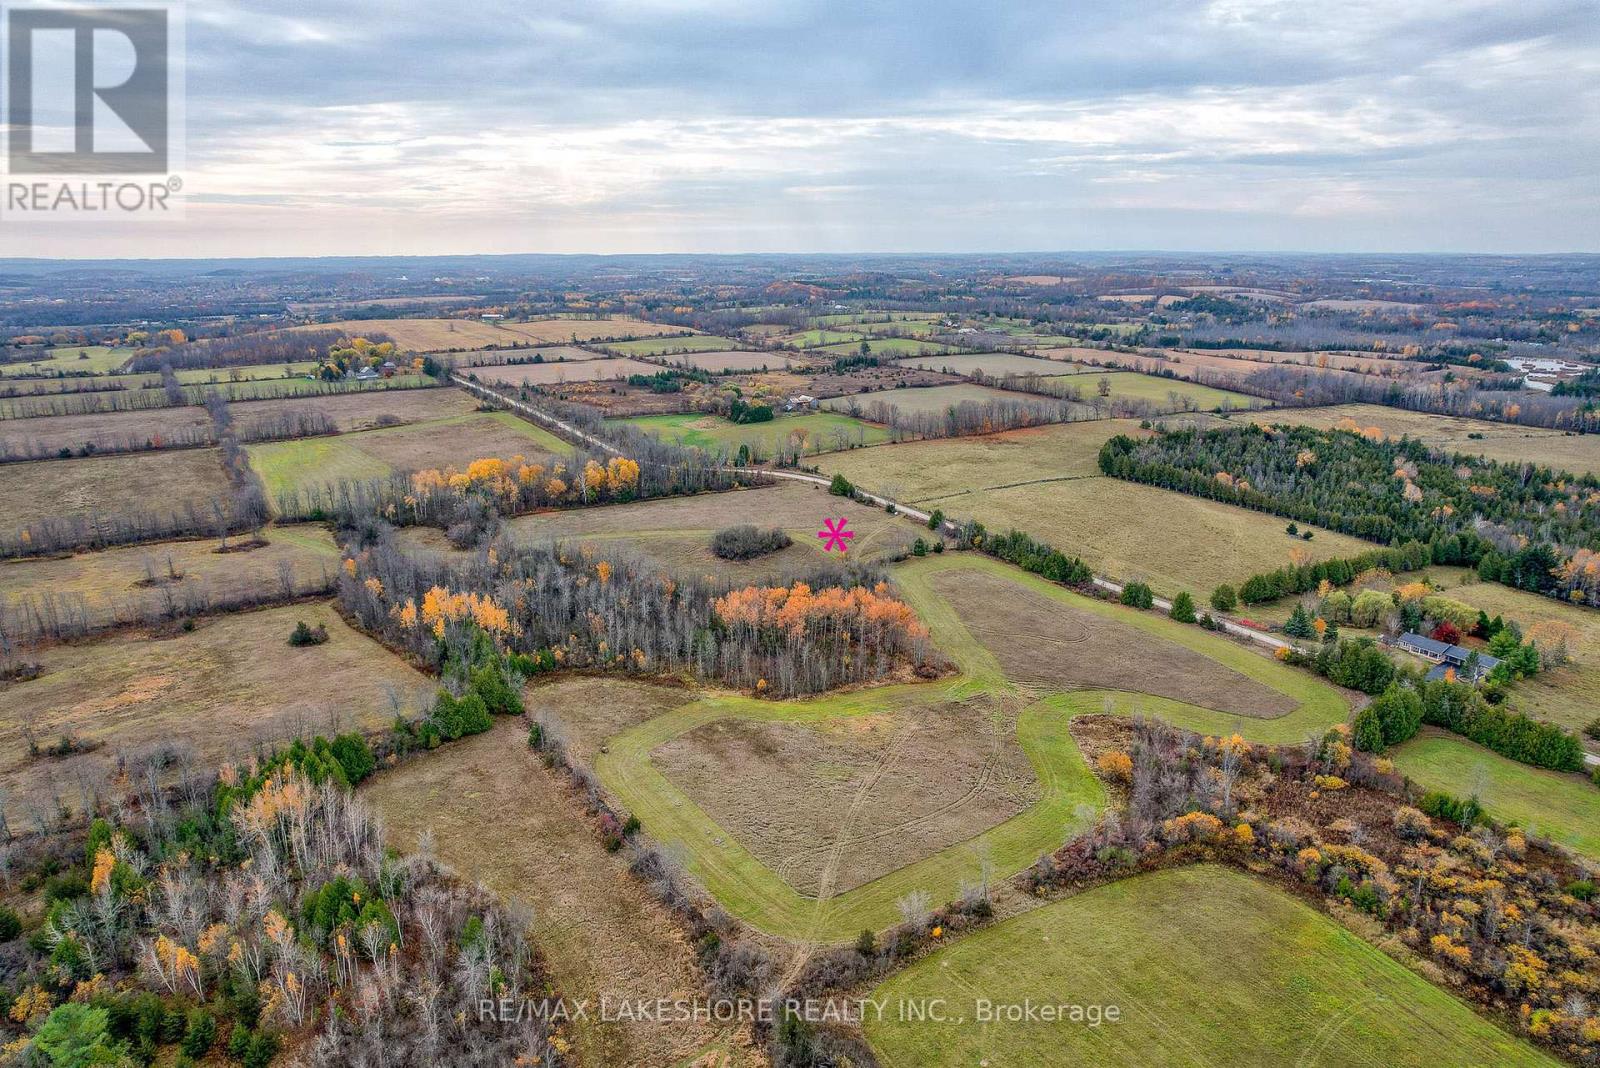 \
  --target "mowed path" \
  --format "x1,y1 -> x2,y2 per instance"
594,553 -> 1352,942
